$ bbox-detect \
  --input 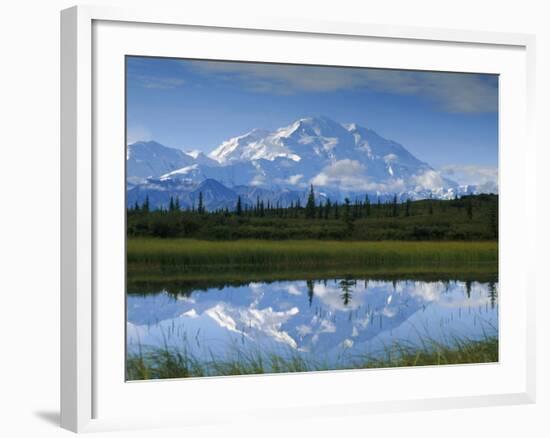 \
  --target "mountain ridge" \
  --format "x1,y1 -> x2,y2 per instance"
126,116 -> 496,210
